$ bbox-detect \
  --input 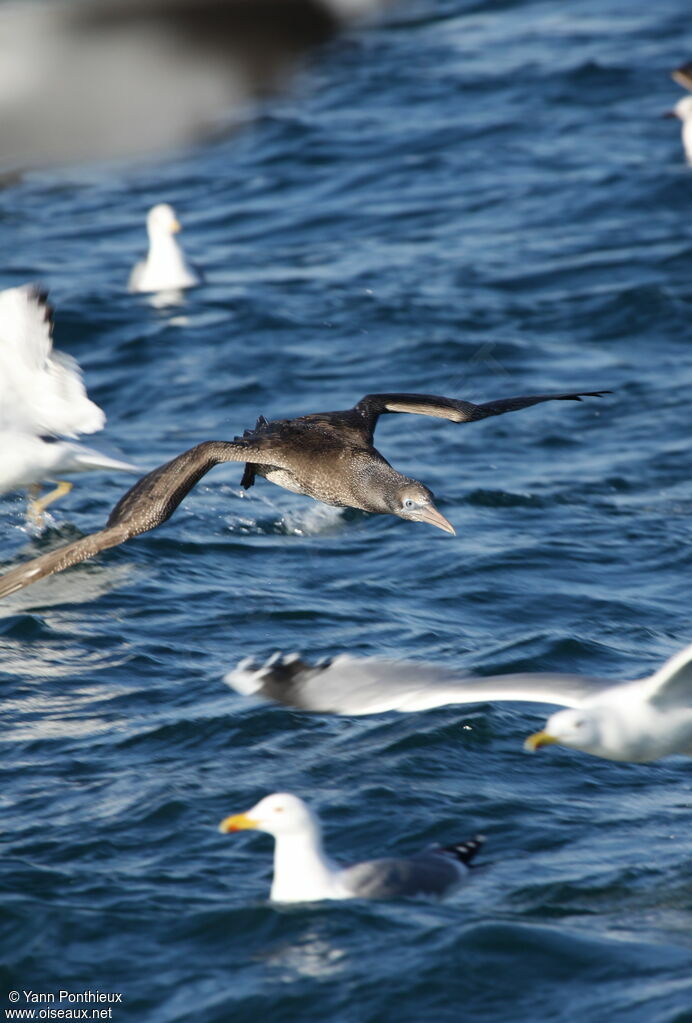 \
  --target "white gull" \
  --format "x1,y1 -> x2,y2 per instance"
219,792 -> 485,902
129,203 -> 201,294
0,284 -> 138,523
226,644 -> 692,763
